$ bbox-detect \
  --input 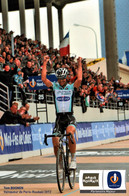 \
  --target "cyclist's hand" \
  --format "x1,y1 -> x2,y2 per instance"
77,56 -> 82,63
43,55 -> 49,63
